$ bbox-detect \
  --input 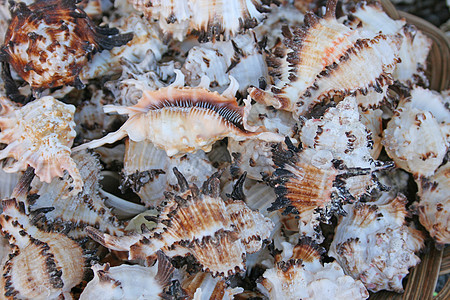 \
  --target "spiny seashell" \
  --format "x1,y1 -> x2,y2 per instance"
0,0 -> 133,91
86,169 -> 274,276
29,150 -> 123,239
80,251 -> 174,300
0,199 -> 85,299
383,86 -> 449,177
344,1 -> 432,87
73,71 -> 283,156
299,97 -> 375,169
0,96 -> 82,197
182,33 -> 268,94
329,193 -> 425,292
228,103 -> 297,180
129,0 -> 275,42
181,271 -> 244,299
257,239 -> 369,299
121,139 -> 216,207
266,139 -> 391,242
81,13 -> 167,80
249,0 -> 400,117
415,161 -> 450,245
